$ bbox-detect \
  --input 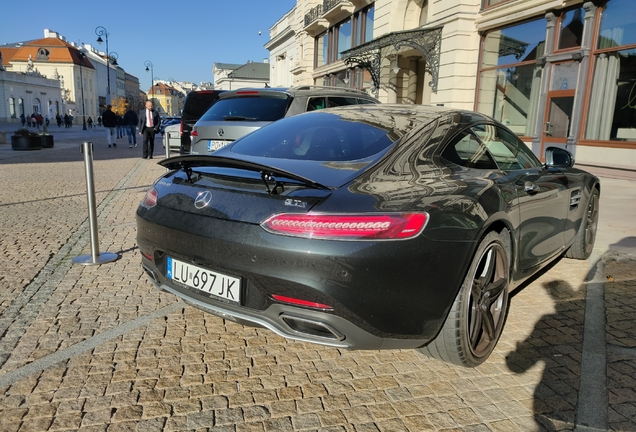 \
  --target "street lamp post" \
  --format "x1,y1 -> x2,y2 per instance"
108,52 -> 119,103
145,60 -> 154,102
95,26 -> 112,105
77,49 -> 87,130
